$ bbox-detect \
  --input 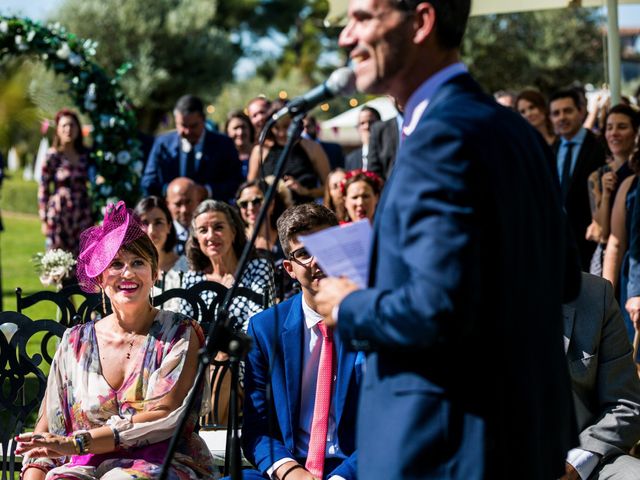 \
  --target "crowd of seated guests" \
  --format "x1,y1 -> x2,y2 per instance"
30,86 -> 640,478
